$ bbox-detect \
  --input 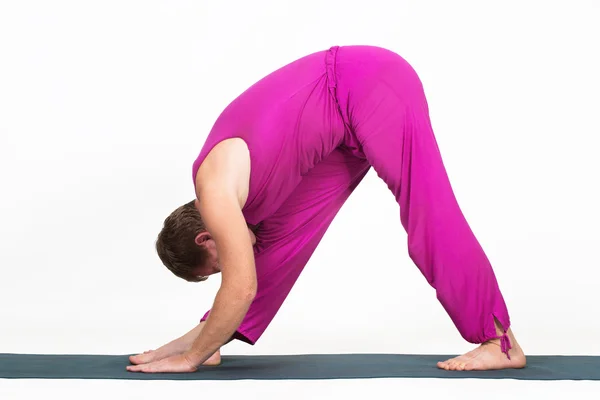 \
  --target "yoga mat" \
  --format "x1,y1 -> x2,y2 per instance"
1,353 -> 599,381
